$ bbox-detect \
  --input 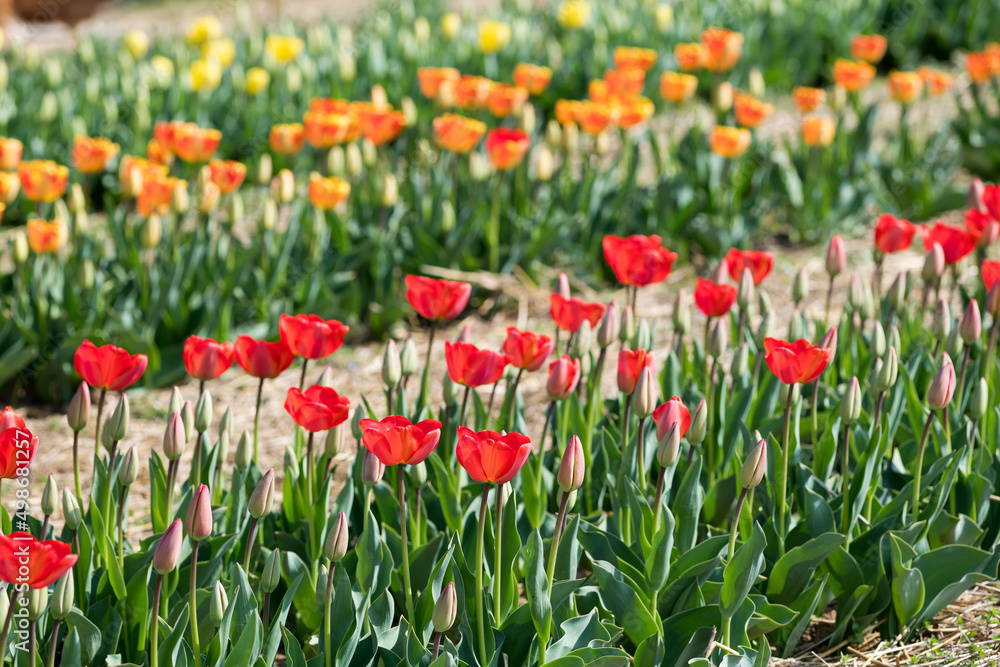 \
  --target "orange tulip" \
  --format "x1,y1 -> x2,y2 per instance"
269,123 -> 306,155
577,101 -> 616,135
417,66 -> 461,99
454,75 -> 493,109
207,159 -> 246,194
120,155 -> 169,197
153,120 -> 185,155
17,160 -> 69,203
614,96 -> 655,128
513,63 -> 552,95
801,115 -> 835,148
27,219 -> 66,253
917,67 -> 953,96
832,59 -> 876,93
709,126 -> 751,159
850,34 -> 887,63
613,46 -> 658,73
0,172 -> 20,203
701,28 -> 742,72
173,123 -> 222,163
0,138 -> 23,171
604,68 -> 645,99
887,71 -> 923,104
146,138 -> 173,165
138,174 -> 185,217
485,128 -> 530,170
674,43 -> 704,72
310,98 -> 352,114
357,108 -> 406,146
72,136 -> 120,174
487,83 -> 528,117
734,93 -> 773,128
433,114 -> 487,153
660,72 -> 698,103
588,79 -> 610,103
555,99 -> 583,125
304,111 -> 352,148
792,86 -> 826,113
308,174 -> 351,209
966,51 -> 994,84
